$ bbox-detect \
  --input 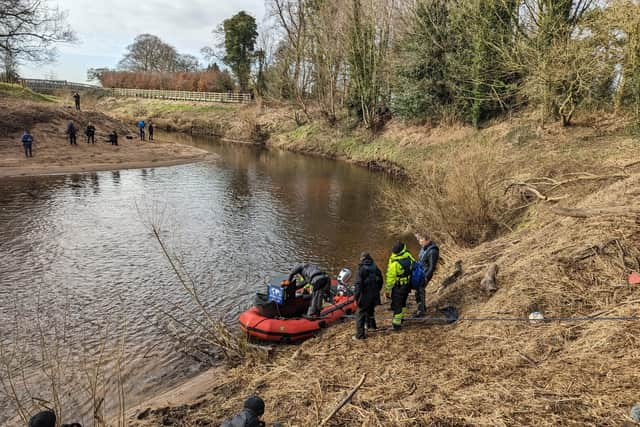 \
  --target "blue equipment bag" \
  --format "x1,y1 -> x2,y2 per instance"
410,262 -> 426,289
